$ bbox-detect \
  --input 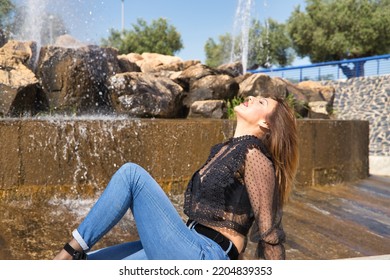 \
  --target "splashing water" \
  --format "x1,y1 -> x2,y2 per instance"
14,0 -> 105,47
16,0 -> 49,48
230,0 -> 255,73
